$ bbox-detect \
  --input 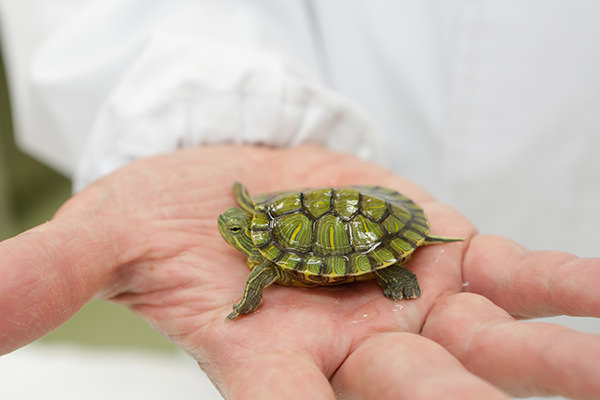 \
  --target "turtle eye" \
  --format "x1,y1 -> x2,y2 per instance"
229,225 -> 242,234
